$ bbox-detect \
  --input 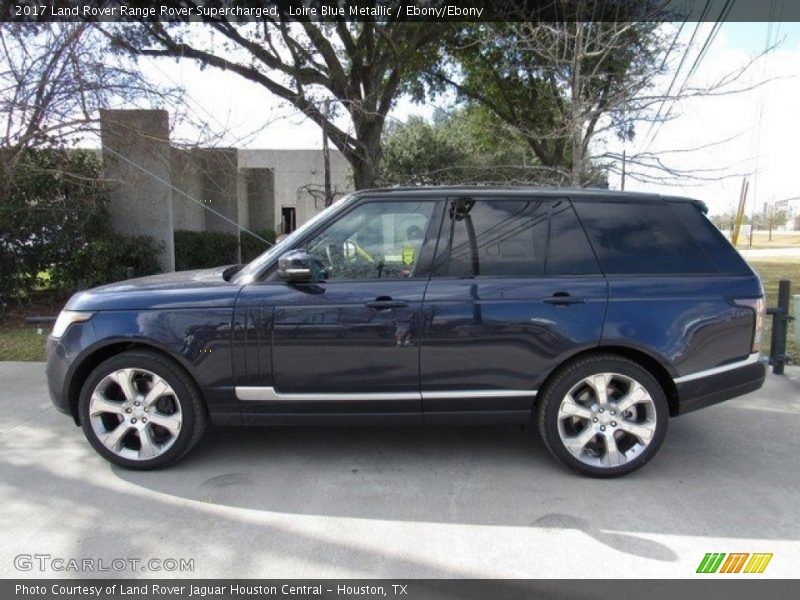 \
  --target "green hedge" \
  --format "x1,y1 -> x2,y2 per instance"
174,229 -> 276,271
52,236 -> 162,289
0,148 -> 163,297
241,229 -> 277,262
